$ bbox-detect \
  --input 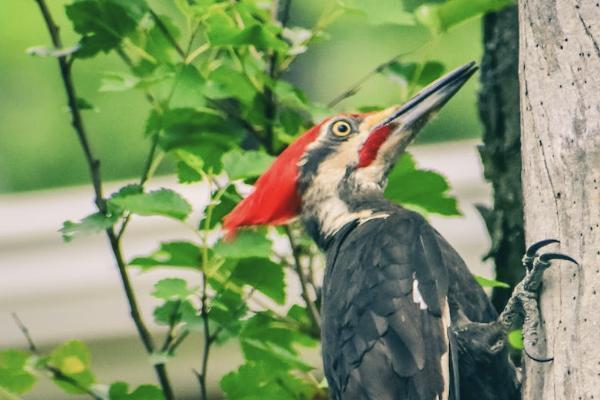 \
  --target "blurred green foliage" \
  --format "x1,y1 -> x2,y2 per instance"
0,0 -> 483,194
